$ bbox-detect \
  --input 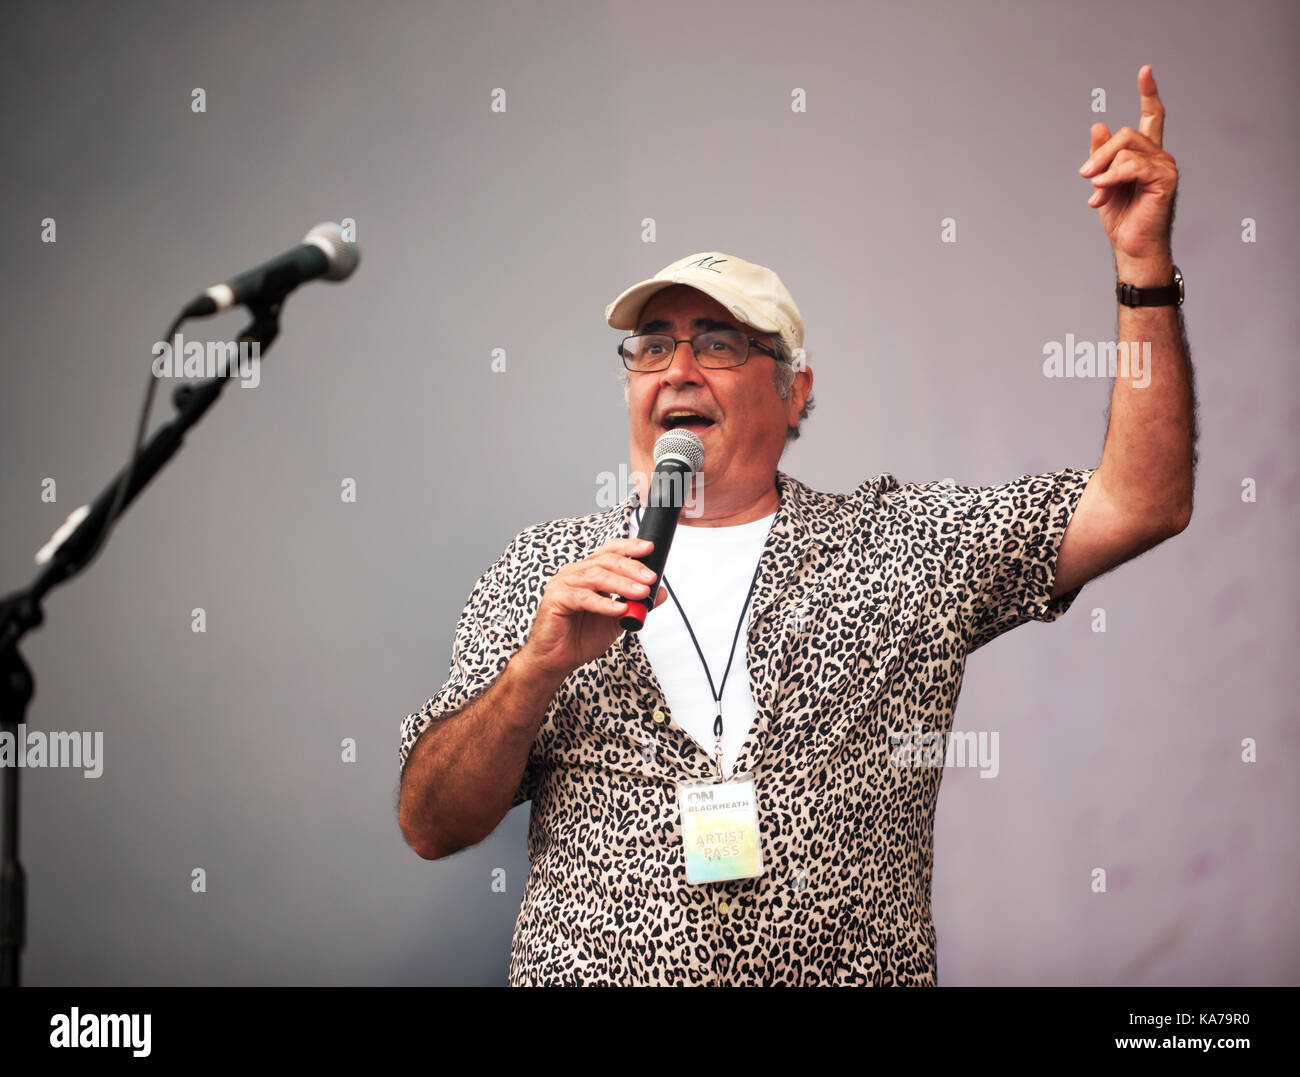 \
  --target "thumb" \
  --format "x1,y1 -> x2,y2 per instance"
653,584 -> 668,608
